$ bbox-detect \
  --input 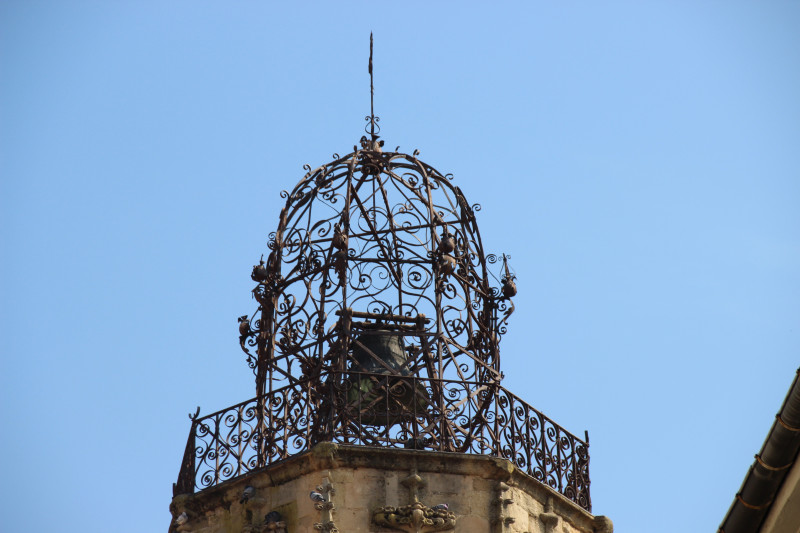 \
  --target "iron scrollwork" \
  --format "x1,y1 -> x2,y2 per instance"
182,374 -> 590,510
176,142 -> 590,511
238,148 -> 513,397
